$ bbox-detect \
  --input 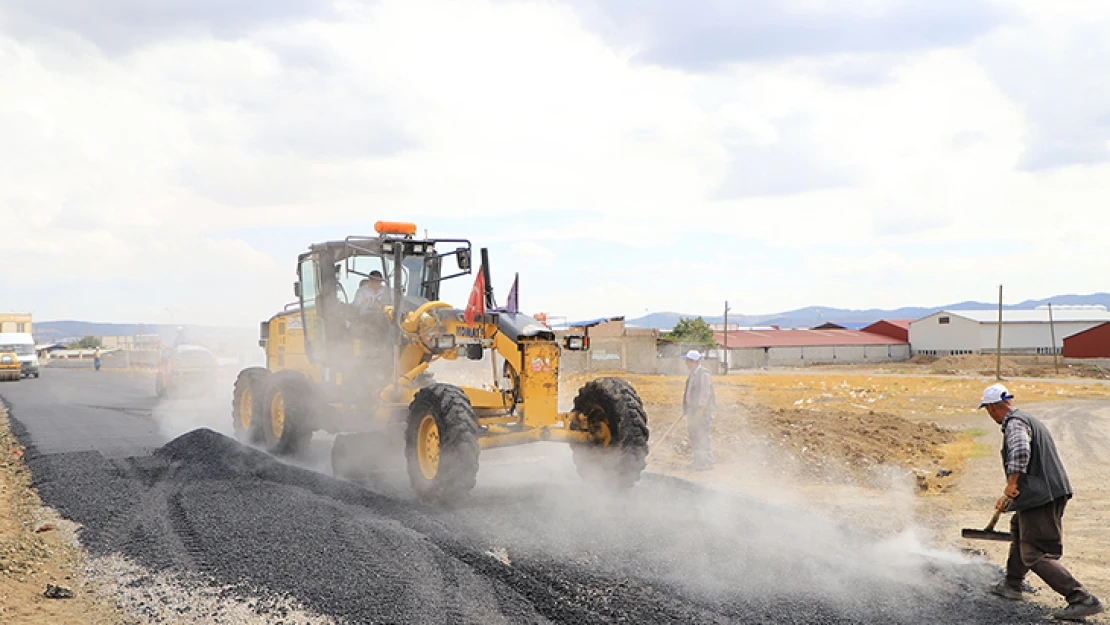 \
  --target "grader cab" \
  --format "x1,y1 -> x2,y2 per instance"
232,222 -> 649,502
